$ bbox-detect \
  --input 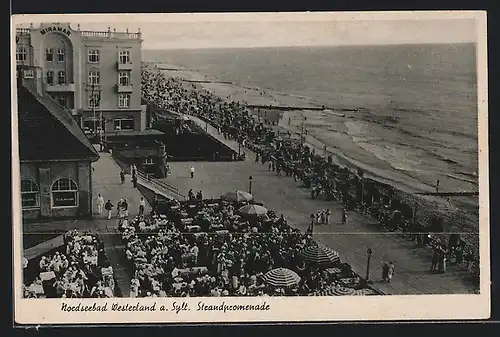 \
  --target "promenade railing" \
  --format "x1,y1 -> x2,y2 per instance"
136,170 -> 186,201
